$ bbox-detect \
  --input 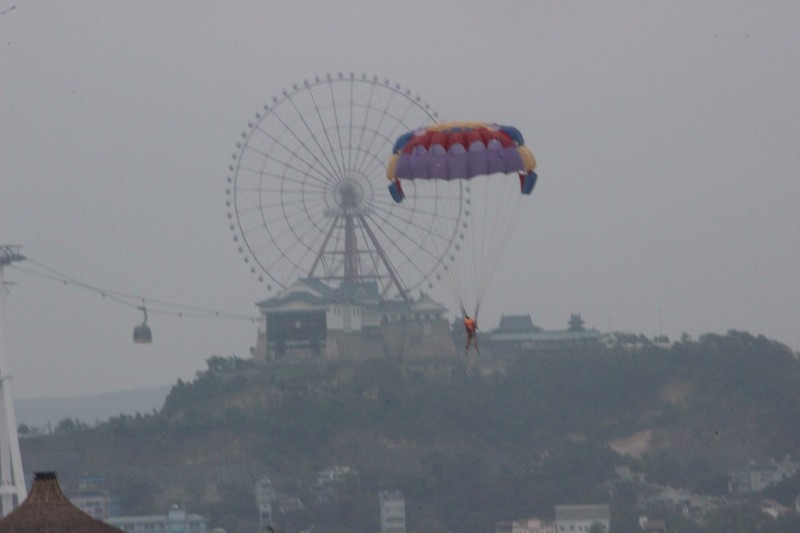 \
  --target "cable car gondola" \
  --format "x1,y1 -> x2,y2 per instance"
133,306 -> 152,344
